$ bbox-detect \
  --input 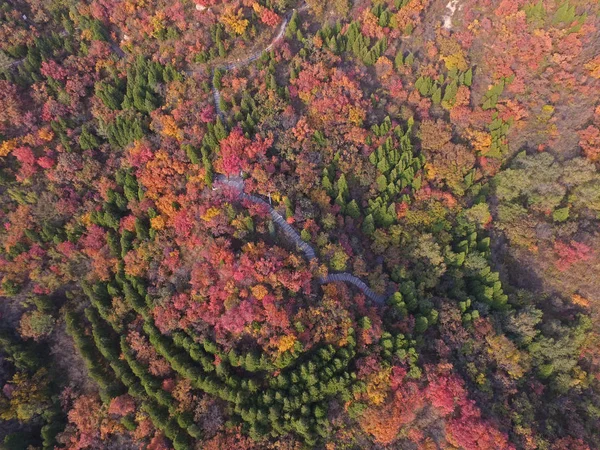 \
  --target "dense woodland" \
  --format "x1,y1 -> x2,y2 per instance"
1,0 -> 600,448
